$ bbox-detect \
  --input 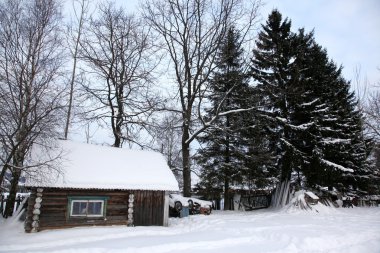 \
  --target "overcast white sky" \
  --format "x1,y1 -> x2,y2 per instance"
66,0 -> 380,143
261,0 -> 380,92
109,0 -> 380,90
